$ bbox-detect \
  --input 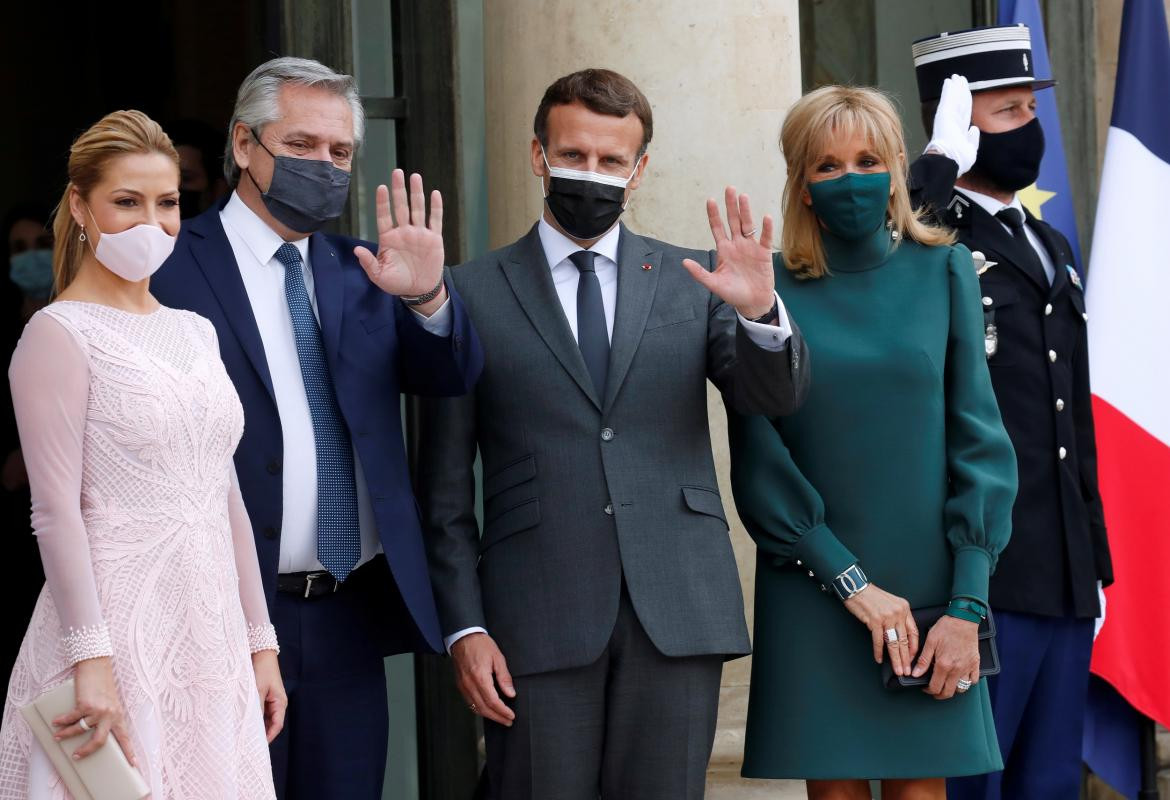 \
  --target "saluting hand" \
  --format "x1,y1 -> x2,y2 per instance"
354,169 -> 448,312
682,187 -> 777,321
